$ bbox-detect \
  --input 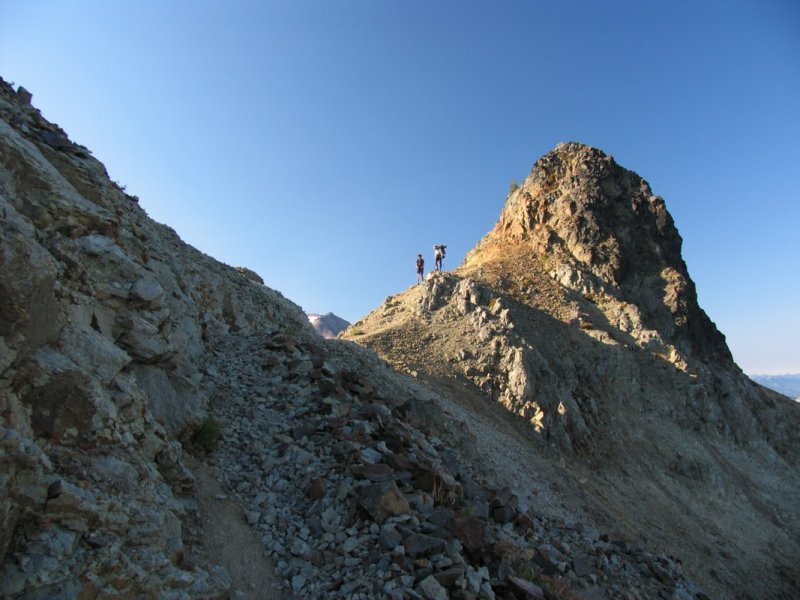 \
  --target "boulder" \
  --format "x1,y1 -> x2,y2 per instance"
451,515 -> 486,554
418,574 -> 449,600
508,576 -> 545,599
357,481 -> 410,523
402,533 -> 446,557
132,365 -> 206,434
